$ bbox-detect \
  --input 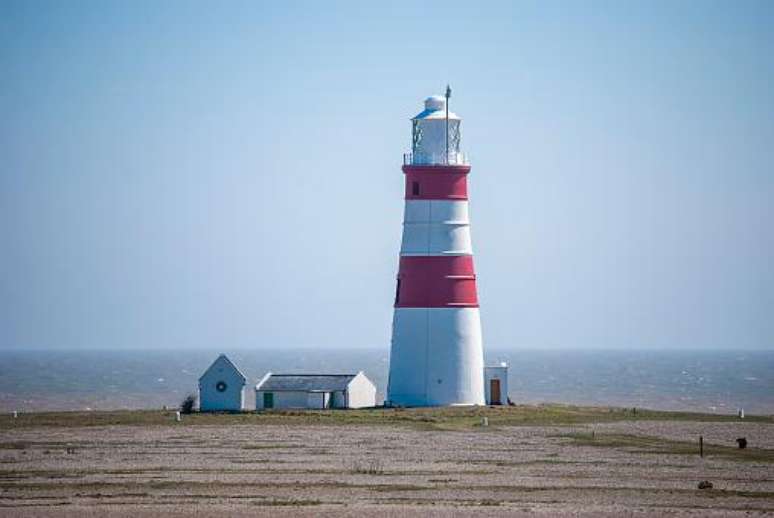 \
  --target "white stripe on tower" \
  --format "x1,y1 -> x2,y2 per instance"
400,200 -> 472,256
